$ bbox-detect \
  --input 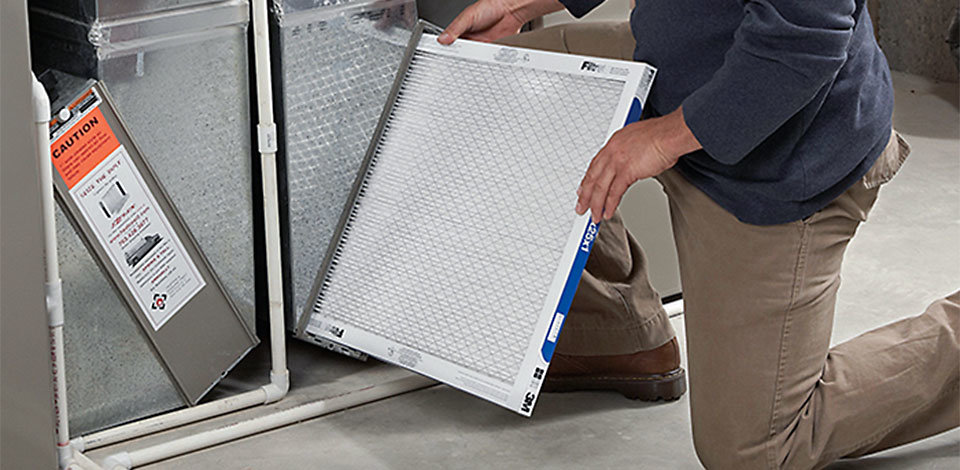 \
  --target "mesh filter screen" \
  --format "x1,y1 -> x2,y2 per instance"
301,29 -> 656,414
280,0 -> 415,326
